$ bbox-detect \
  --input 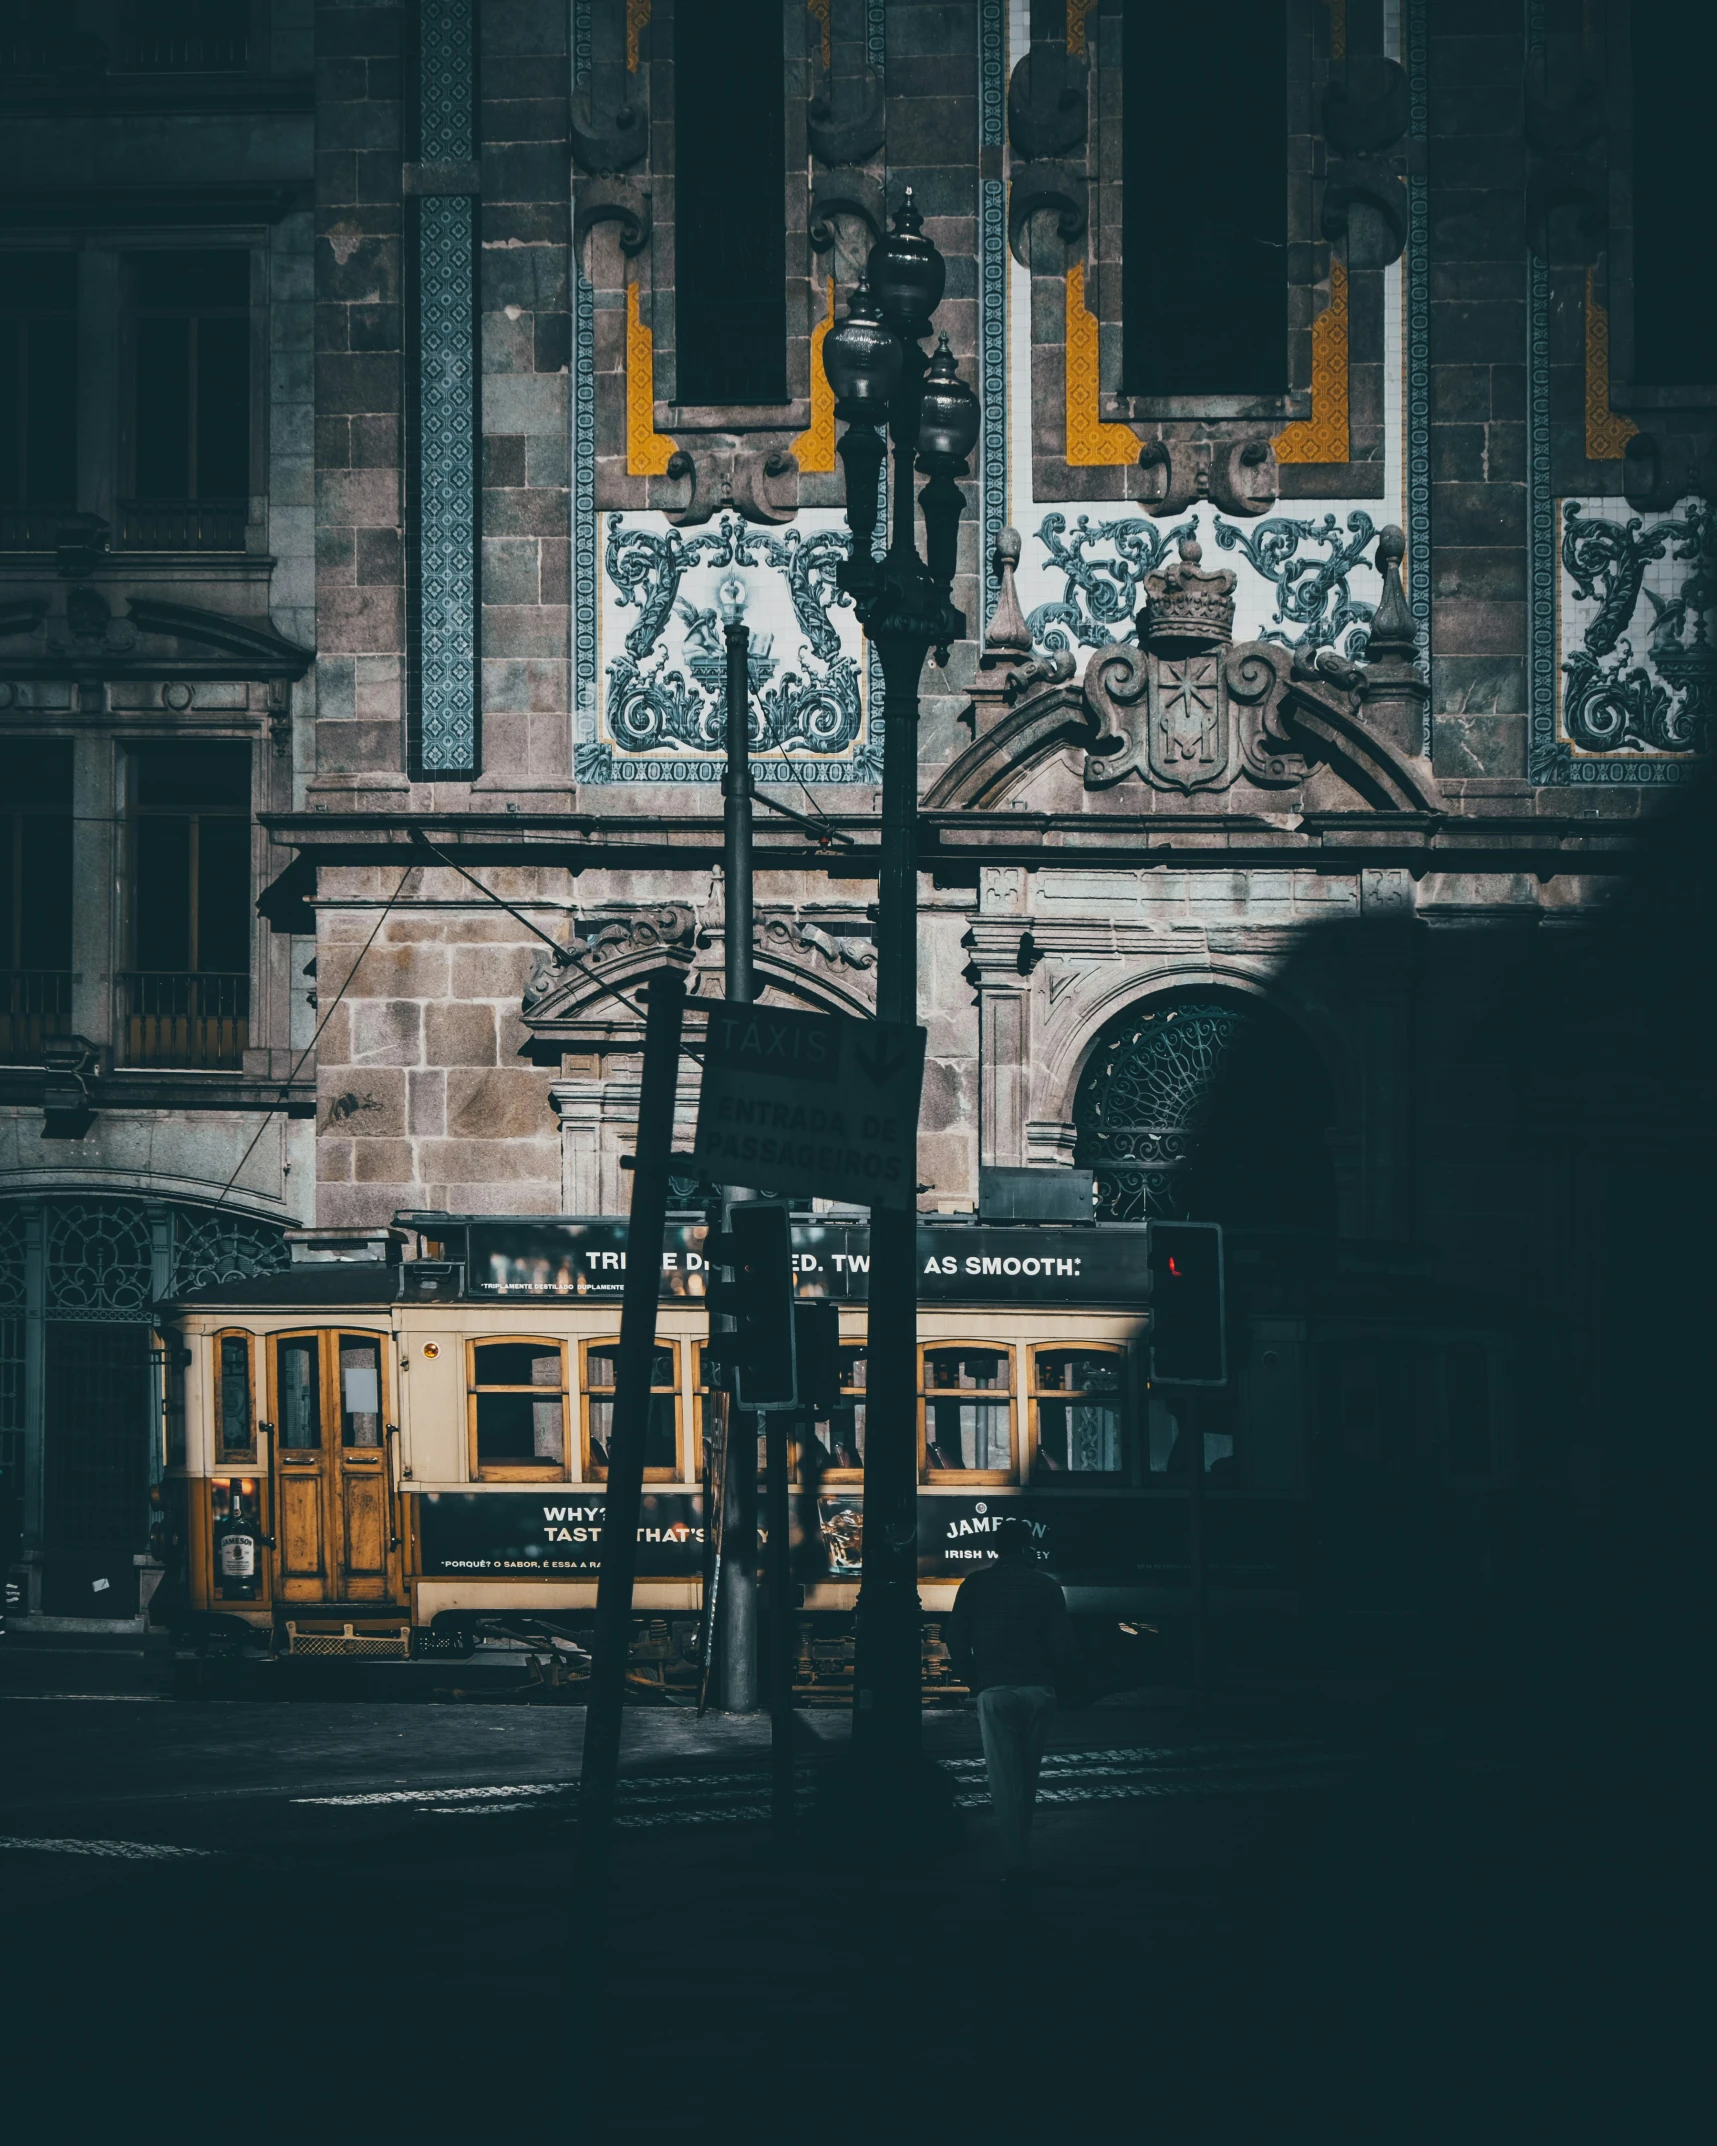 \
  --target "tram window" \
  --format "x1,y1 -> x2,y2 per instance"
339,1336 -> 382,1448
469,1340 -> 567,1478
921,1346 -> 1015,1480
583,1341 -> 679,1480
1031,1349 -> 1125,1478
216,1333 -> 254,1459
813,1345 -> 867,1476
275,1336 -> 321,1451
